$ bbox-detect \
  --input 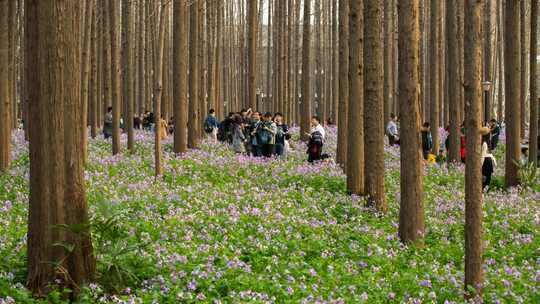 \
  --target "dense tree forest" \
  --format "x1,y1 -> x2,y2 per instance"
0,0 -> 538,302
